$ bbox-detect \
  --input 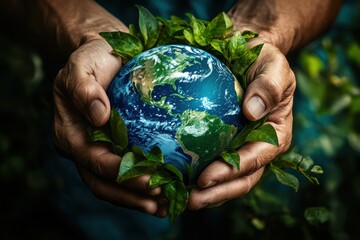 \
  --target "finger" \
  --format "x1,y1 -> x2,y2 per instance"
55,68 -> 111,126
188,167 -> 264,210
79,144 -> 162,195
198,106 -> 293,188
122,174 -> 162,196
78,164 -> 159,215
54,40 -> 121,126
54,109 -> 160,195
197,140 -> 279,188
155,200 -> 169,218
243,48 -> 295,121
53,105 -> 121,181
